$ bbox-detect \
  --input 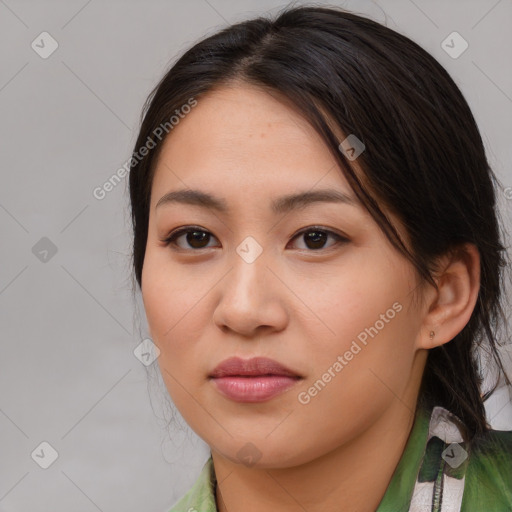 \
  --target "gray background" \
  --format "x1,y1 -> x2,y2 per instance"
1,0 -> 511,510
